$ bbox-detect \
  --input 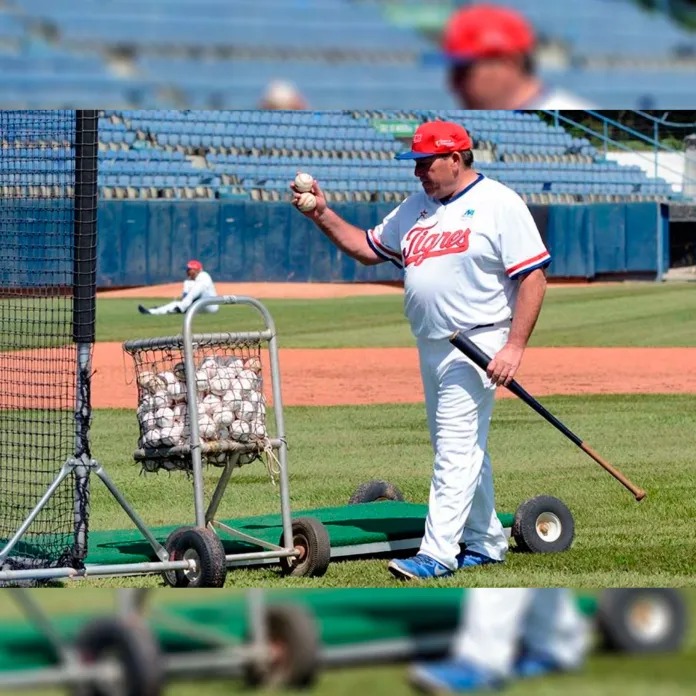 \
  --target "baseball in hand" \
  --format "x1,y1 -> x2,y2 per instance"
294,172 -> 314,193
296,192 -> 317,213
